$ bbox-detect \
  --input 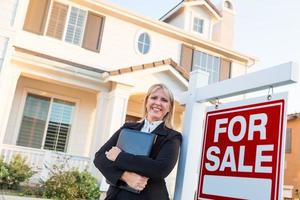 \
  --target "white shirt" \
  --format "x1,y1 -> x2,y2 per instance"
141,119 -> 163,133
